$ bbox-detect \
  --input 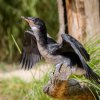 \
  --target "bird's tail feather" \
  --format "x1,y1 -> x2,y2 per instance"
79,54 -> 100,84
85,64 -> 100,84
